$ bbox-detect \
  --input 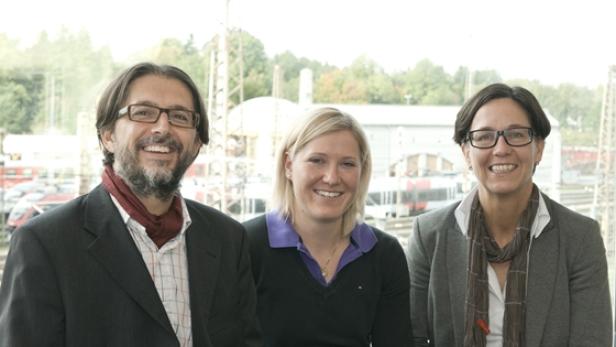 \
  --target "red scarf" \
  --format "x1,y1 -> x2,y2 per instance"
101,165 -> 183,248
